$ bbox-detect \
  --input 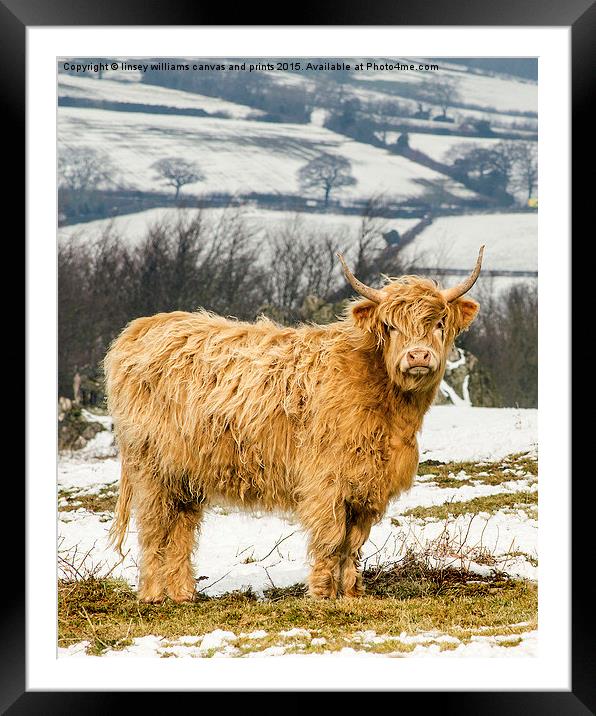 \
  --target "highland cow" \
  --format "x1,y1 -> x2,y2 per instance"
106,248 -> 484,602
